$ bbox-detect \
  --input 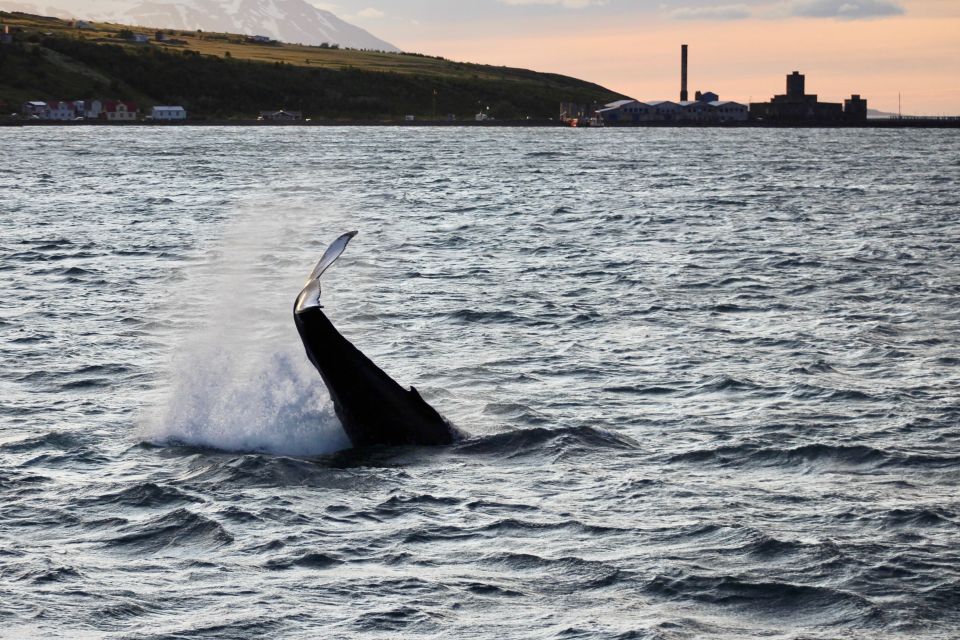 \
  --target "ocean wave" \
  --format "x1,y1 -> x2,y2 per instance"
669,443 -> 891,469
106,508 -> 233,552
456,425 -> 639,458
78,482 -> 203,509
645,572 -> 880,624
